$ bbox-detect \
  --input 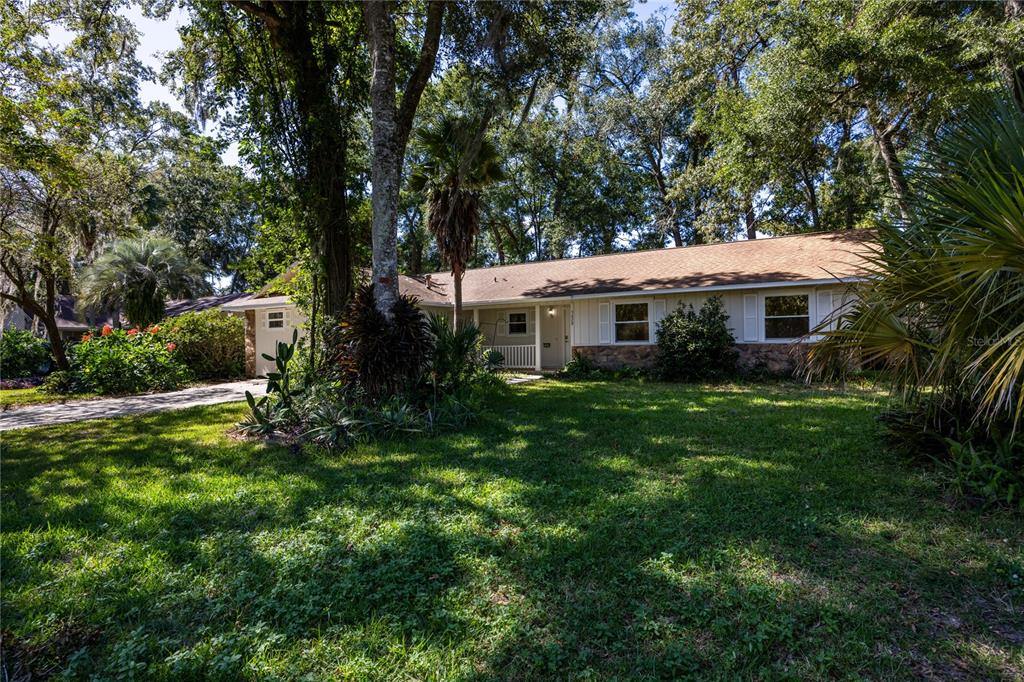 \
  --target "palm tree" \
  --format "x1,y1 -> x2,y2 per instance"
806,92 -> 1024,434
408,114 -> 504,325
80,235 -> 209,328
